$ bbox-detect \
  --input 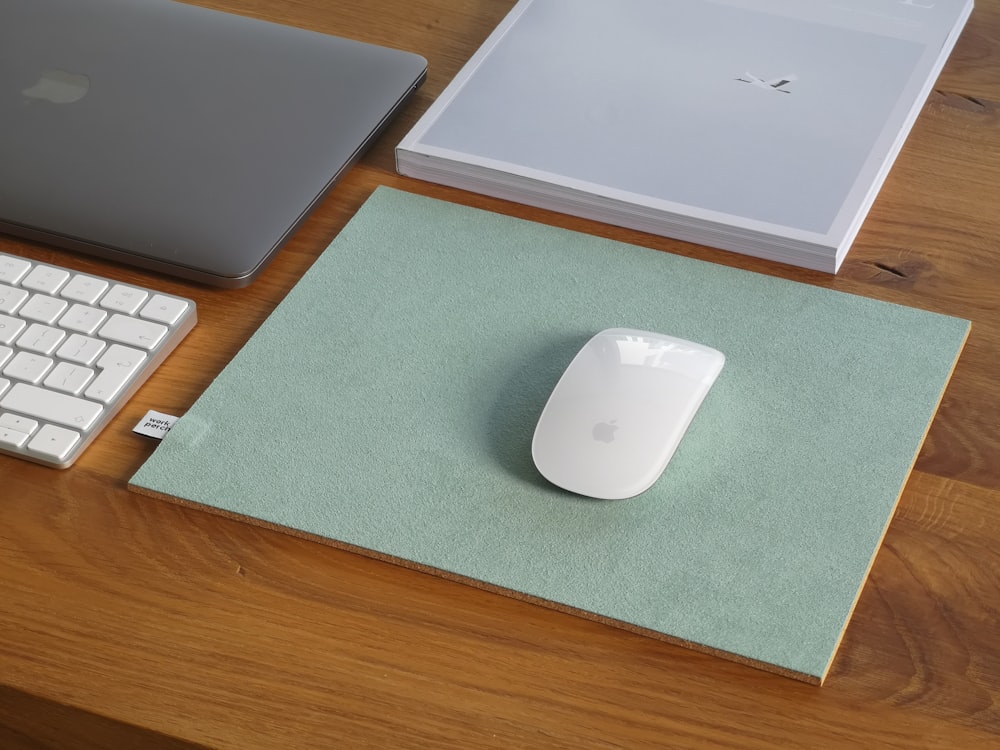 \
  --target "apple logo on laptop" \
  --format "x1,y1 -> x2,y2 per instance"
23,69 -> 90,104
